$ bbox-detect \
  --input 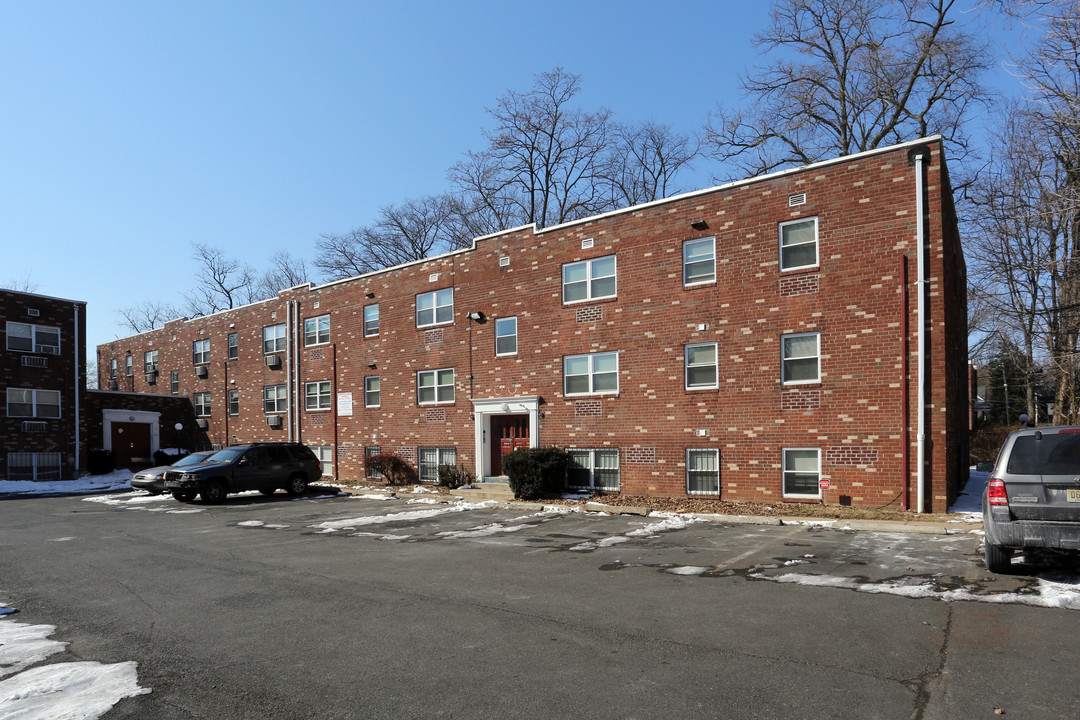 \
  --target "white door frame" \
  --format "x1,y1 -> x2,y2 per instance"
102,408 -> 162,456
471,396 -> 540,479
